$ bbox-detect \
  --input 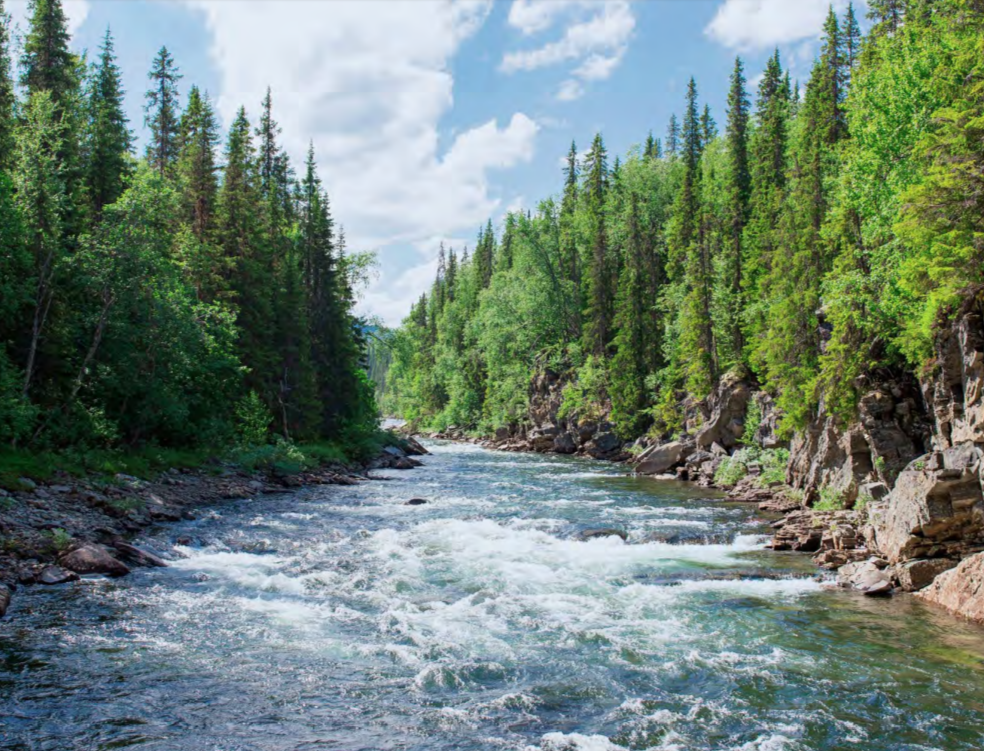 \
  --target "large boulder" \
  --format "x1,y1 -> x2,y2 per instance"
870,444 -> 984,564
917,551 -> 984,624
552,432 -> 577,455
584,432 -> 622,458
634,441 -> 694,476
695,372 -> 752,451
895,558 -> 958,592
60,545 -> 131,577
837,559 -> 894,596
0,584 -> 10,618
